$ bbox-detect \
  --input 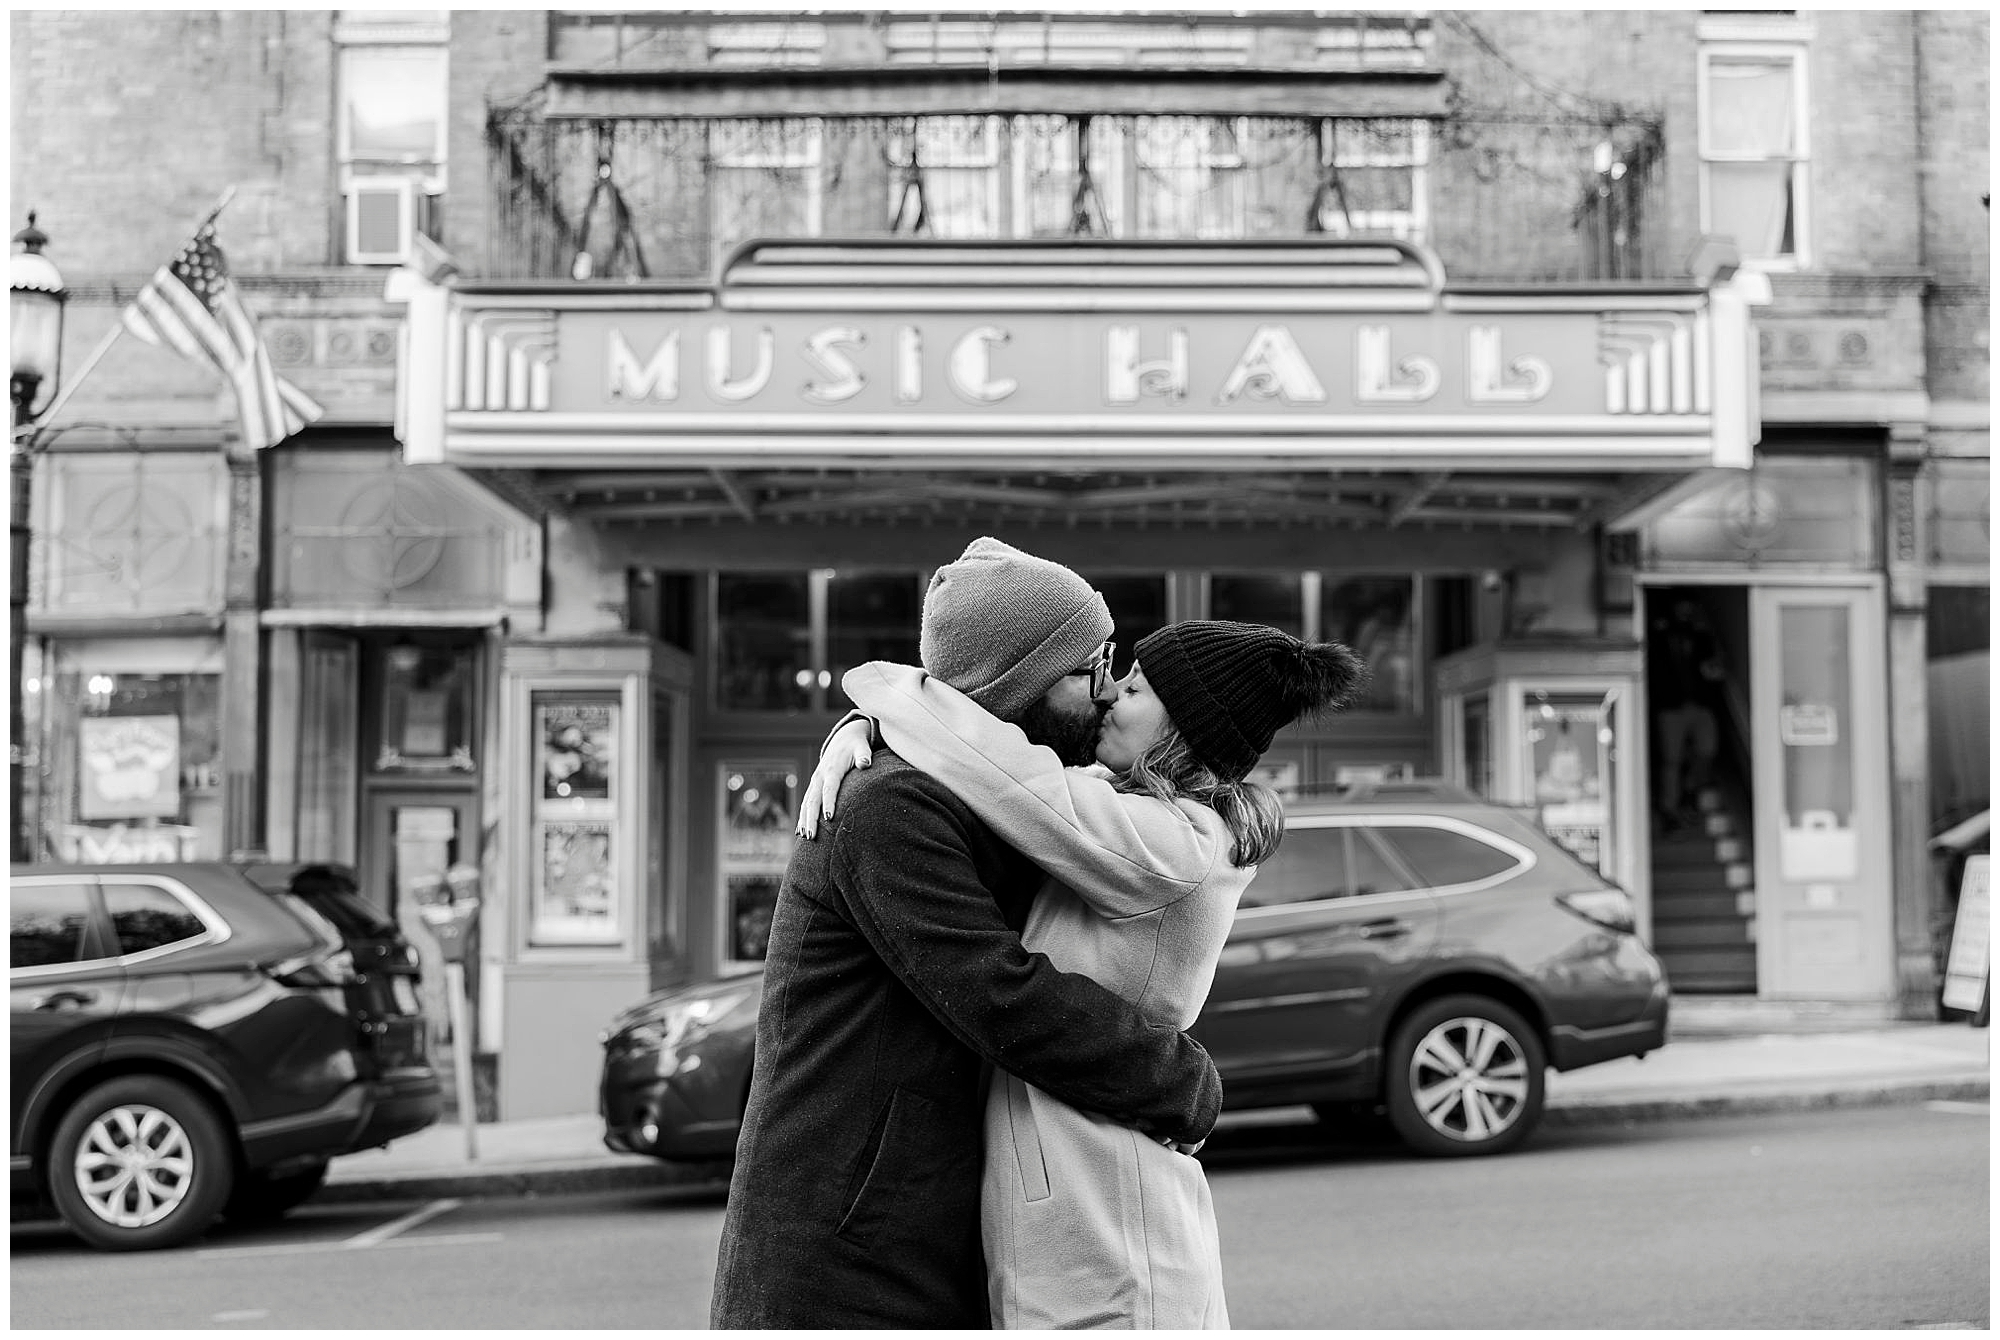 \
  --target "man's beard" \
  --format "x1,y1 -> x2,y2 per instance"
1016,698 -> 1105,768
